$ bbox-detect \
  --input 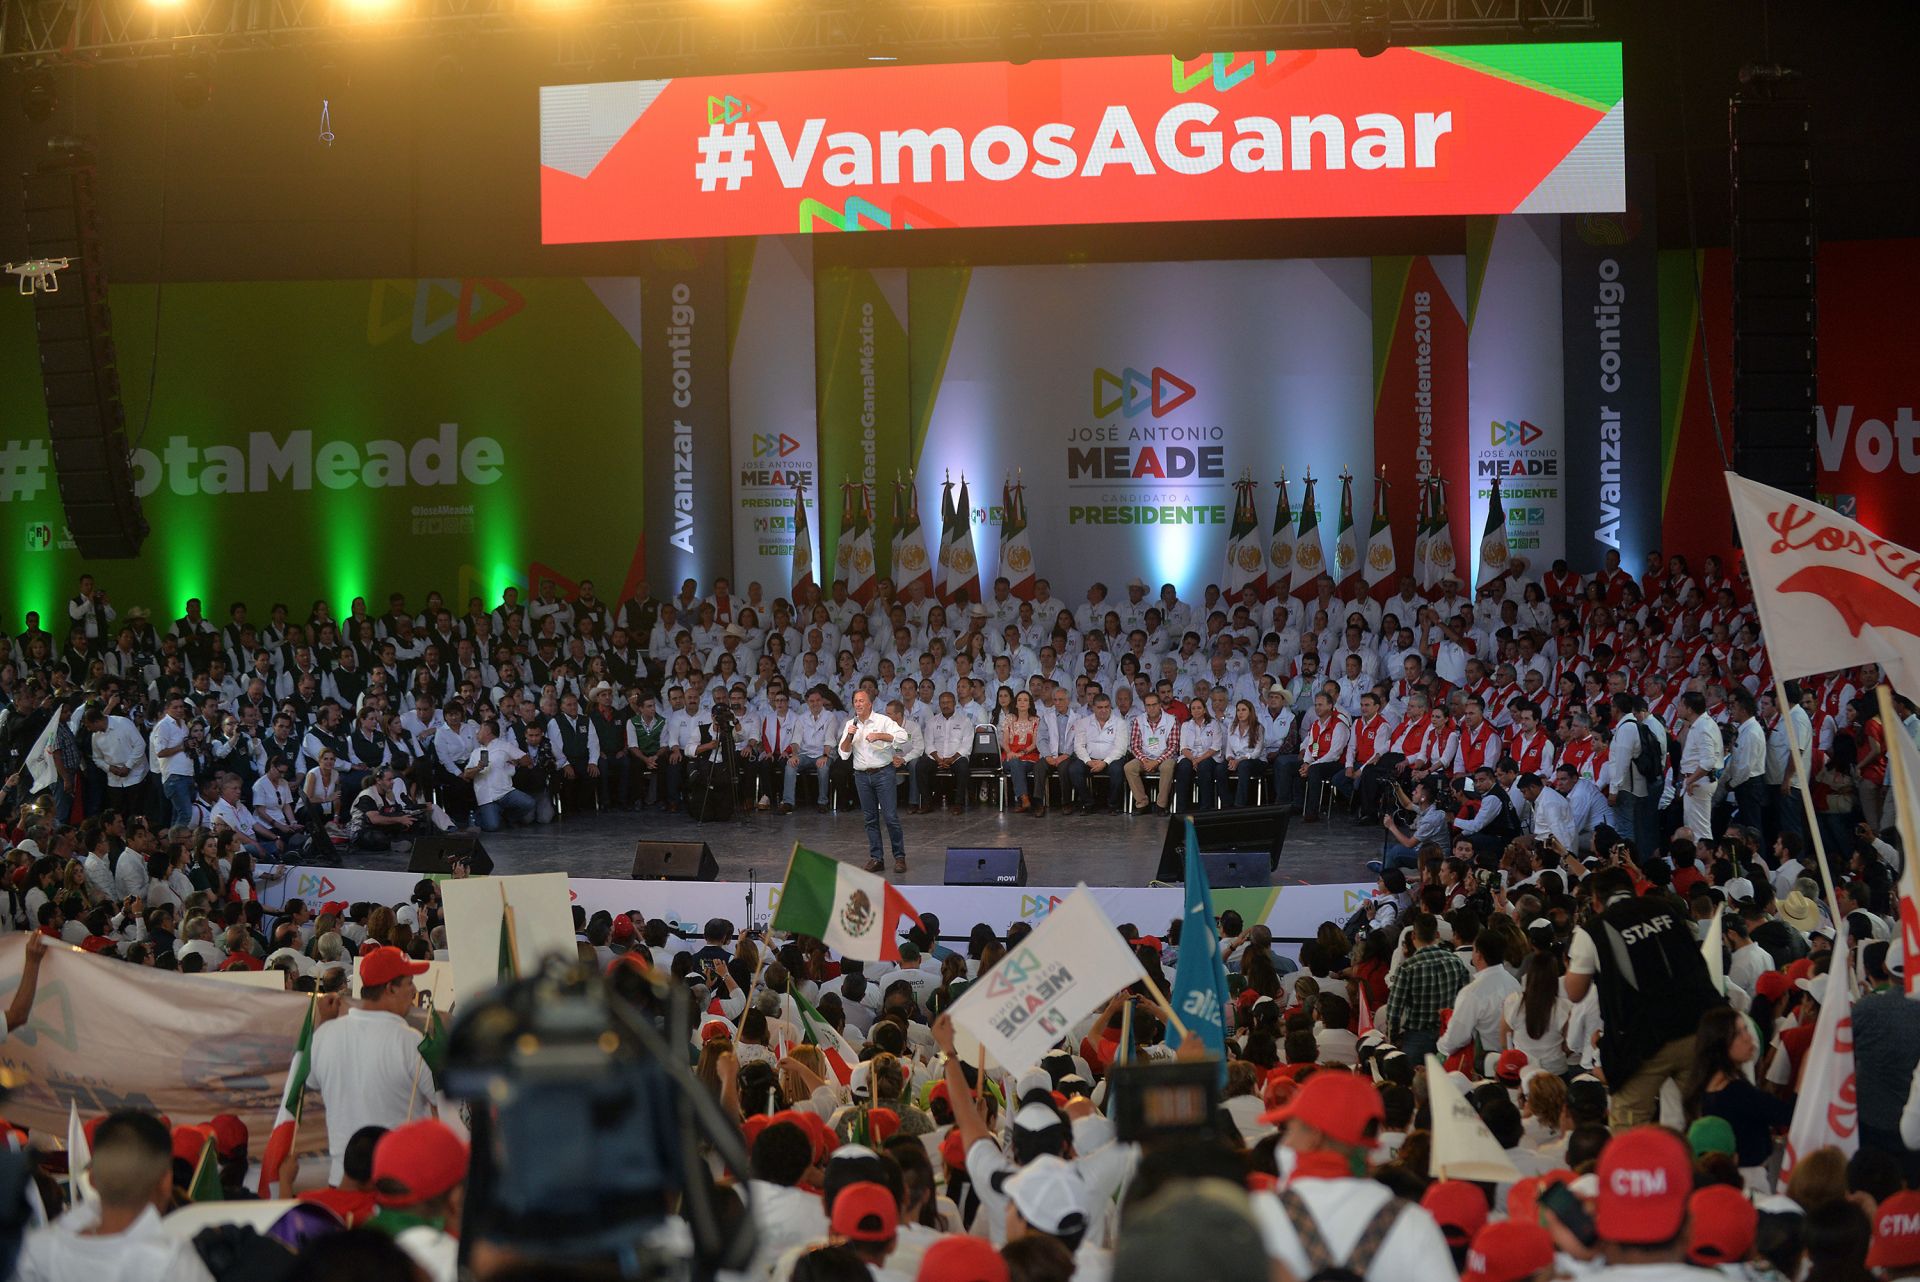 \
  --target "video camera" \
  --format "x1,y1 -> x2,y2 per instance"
1104,1060 -> 1222,1145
